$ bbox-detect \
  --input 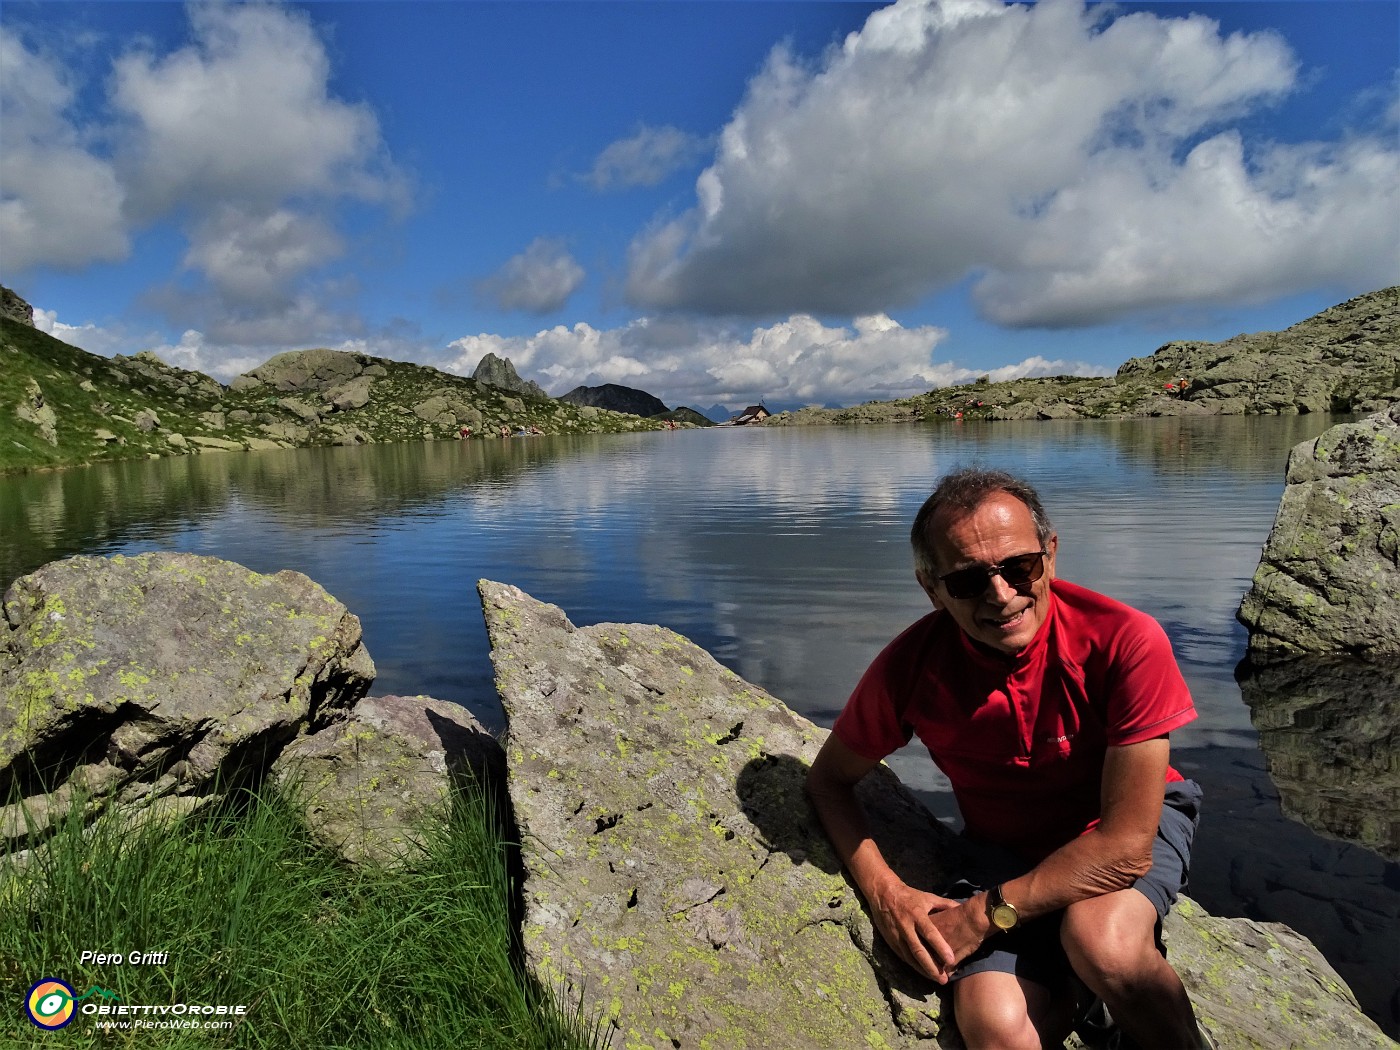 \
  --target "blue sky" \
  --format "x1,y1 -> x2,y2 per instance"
2,0 -> 1397,411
